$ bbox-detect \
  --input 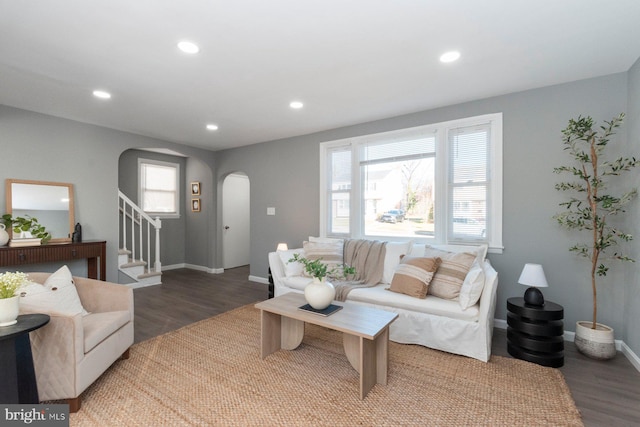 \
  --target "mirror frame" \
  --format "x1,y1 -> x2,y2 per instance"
5,179 -> 75,243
